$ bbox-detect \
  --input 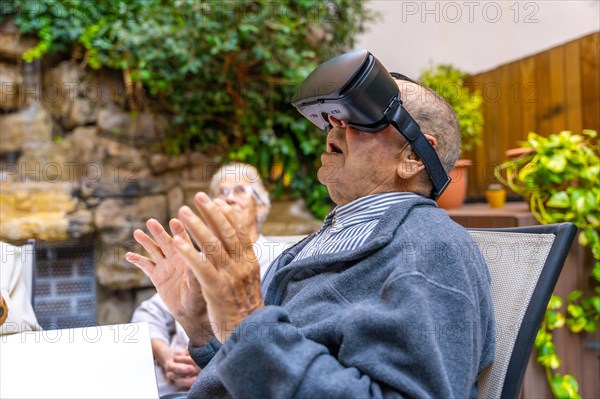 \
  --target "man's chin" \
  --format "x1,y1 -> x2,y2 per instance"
317,161 -> 342,186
